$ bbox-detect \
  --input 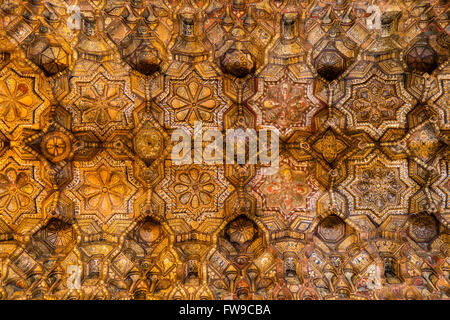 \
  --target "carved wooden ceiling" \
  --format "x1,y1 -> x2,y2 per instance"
0,0 -> 449,300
